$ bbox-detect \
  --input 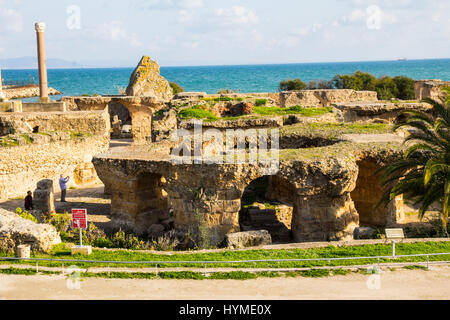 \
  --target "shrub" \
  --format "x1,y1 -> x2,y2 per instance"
154,230 -> 180,251
279,79 -> 307,91
44,212 -> 71,233
109,230 -> 147,250
255,99 -> 267,106
15,208 -> 37,223
170,82 -> 184,94
375,76 -> 398,100
332,71 -> 377,91
392,76 -> 415,100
